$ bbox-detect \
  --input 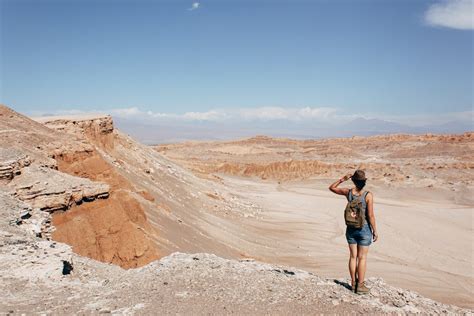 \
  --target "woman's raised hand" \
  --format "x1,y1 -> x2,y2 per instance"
342,173 -> 352,181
